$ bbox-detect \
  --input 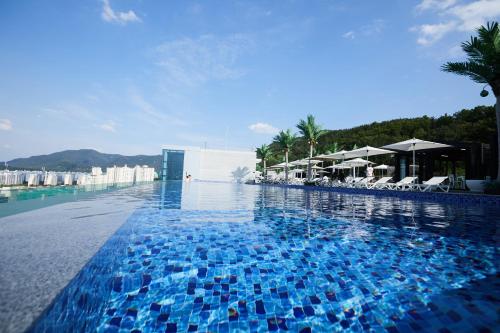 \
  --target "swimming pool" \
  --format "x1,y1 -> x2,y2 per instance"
0,183 -> 142,218
31,181 -> 499,332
